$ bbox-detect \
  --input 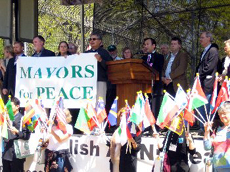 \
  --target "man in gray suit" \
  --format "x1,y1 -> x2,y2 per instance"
197,31 -> 219,131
